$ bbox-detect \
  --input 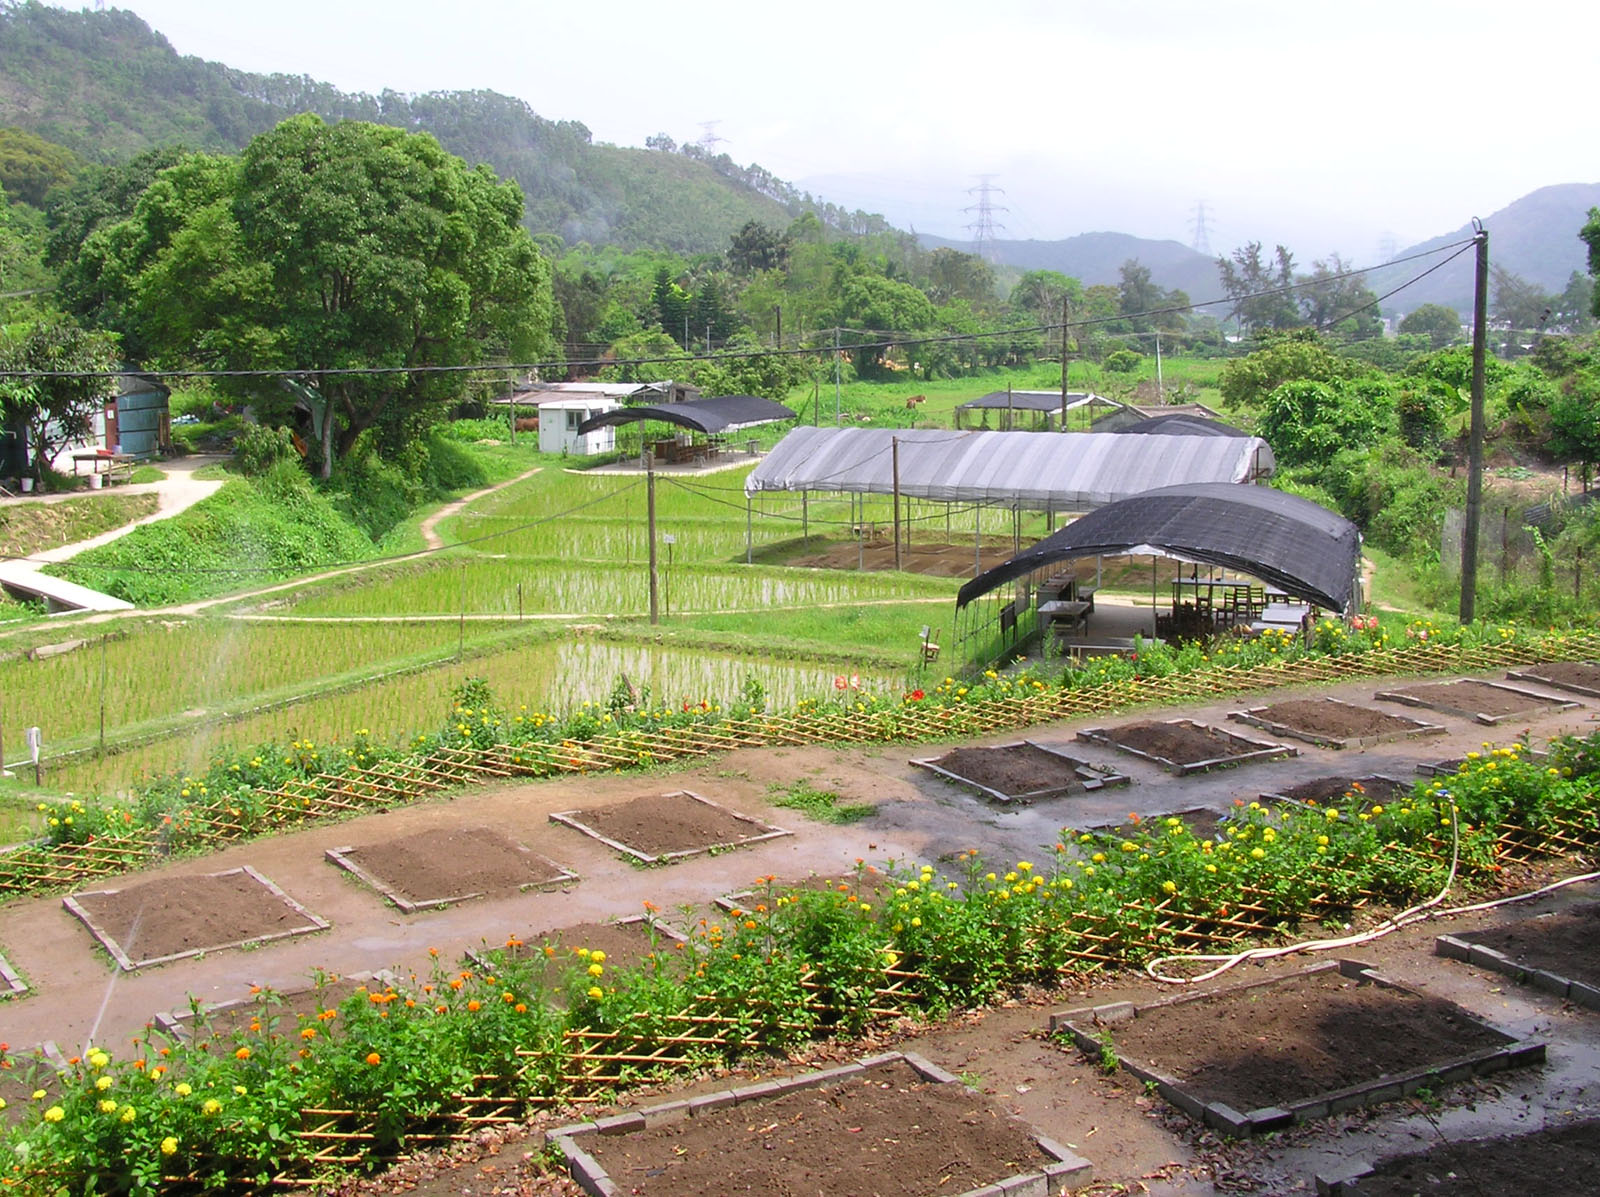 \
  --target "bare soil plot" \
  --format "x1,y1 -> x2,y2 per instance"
1375,678 -> 1579,725
1319,1120 -> 1600,1195
153,973 -> 390,1041
62,866 -> 329,970
1507,660 -> 1600,697
1052,961 -> 1542,1137
1266,775 -> 1415,807
467,917 -> 688,981
1231,698 -> 1445,750
1078,719 -> 1295,775
912,740 -> 1129,803
716,869 -> 896,912
555,1053 -> 1090,1197
1076,807 -> 1227,840
326,826 -> 577,913
1437,901 -> 1600,1009
549,790 -> 789,864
